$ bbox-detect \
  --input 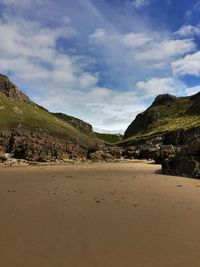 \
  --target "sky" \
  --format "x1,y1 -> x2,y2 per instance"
0,0 -> 200,133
